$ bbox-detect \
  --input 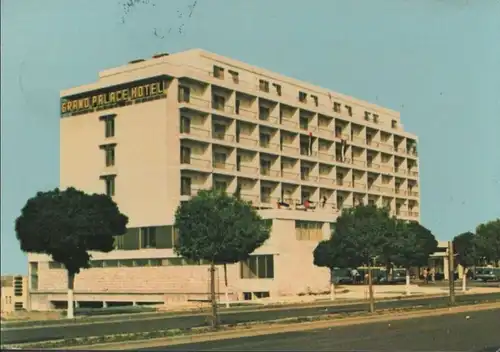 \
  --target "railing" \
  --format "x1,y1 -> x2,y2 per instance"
181,157 -> 212,168
394,167 -> 407,175
301,174 -> 319,182
181,125 -> 211,138
259,141 -> 280,151
352,158 -> 366,167
237,107 -> 257,119
407,169 -> 419,177
212,131 -> 235,143
351,135 -> 365,144
366,139 -> 380,148
281,170 -> 299,180
238,135 -> 259,147
282,144 -> 299,154
378,142 -> 393,152
336,180 -> 353,187
259,114 -> 279,124
179,95 -> 210,109
318,127 -> 334,138
367,162 -> 380,170
367,184 -> 381,192
319,176 -> 336,185
260,168 -> 281,177
213,161 -> 236,171
281,117 -> 298,128
379,164 -> 393,172
407,190 -> 419,197
318,152 -> 333,161
237,164 -> 259,174
239,192 -> 259,204
353,183 -> 366,191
